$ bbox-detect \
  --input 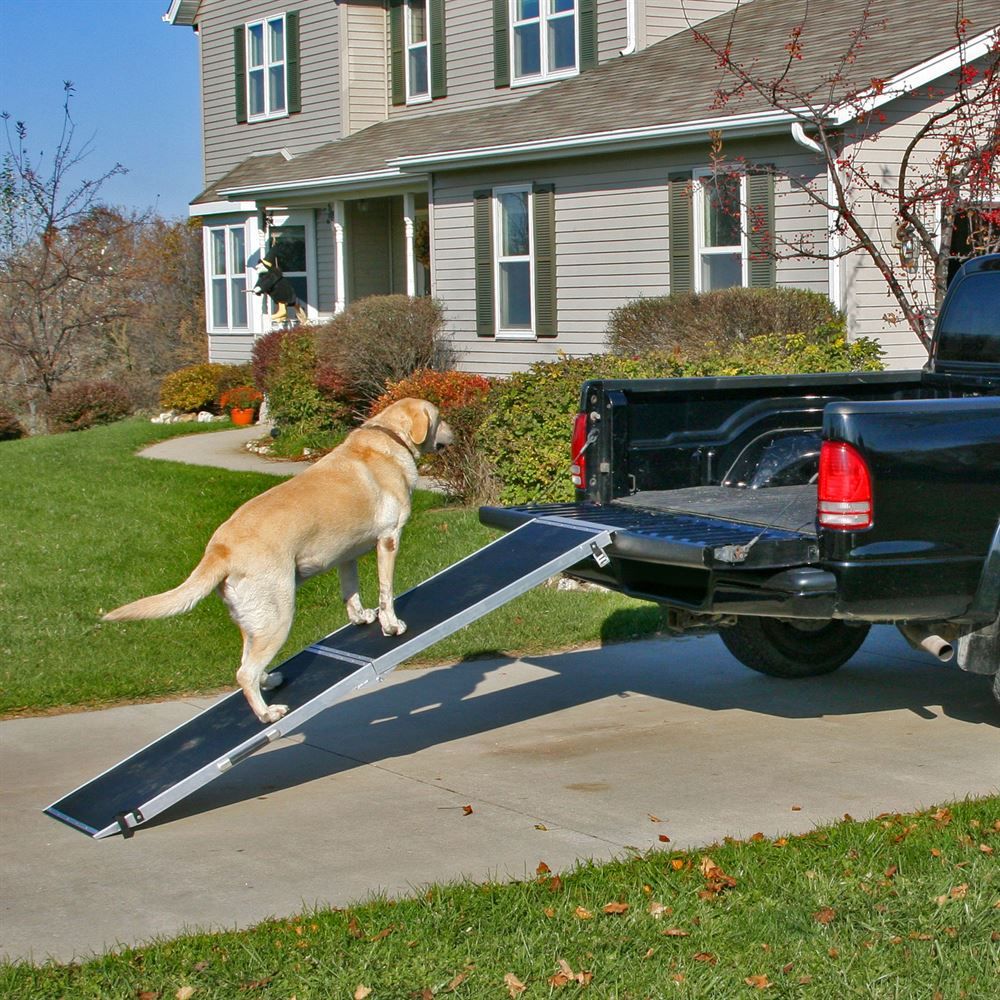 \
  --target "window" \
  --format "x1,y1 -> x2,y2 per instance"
208,225 -> 249,331
694,172 -> 746,291
405,0 -> 430,102
511,0 -> 578,84
247,14 -> 287,119
474,184 -> 556,339
495,187 -> 533,333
